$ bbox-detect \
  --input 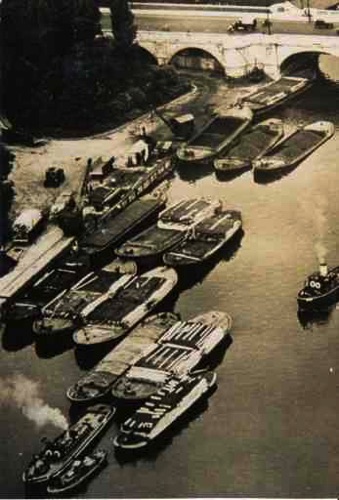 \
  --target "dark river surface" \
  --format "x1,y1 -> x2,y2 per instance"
0,56 -> 338,498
